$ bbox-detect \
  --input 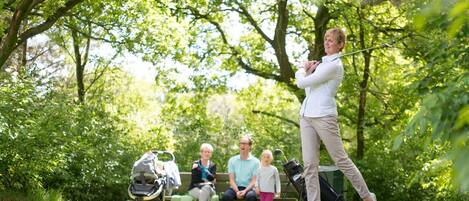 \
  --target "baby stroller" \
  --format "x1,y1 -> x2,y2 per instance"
128,150 -> 178,201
